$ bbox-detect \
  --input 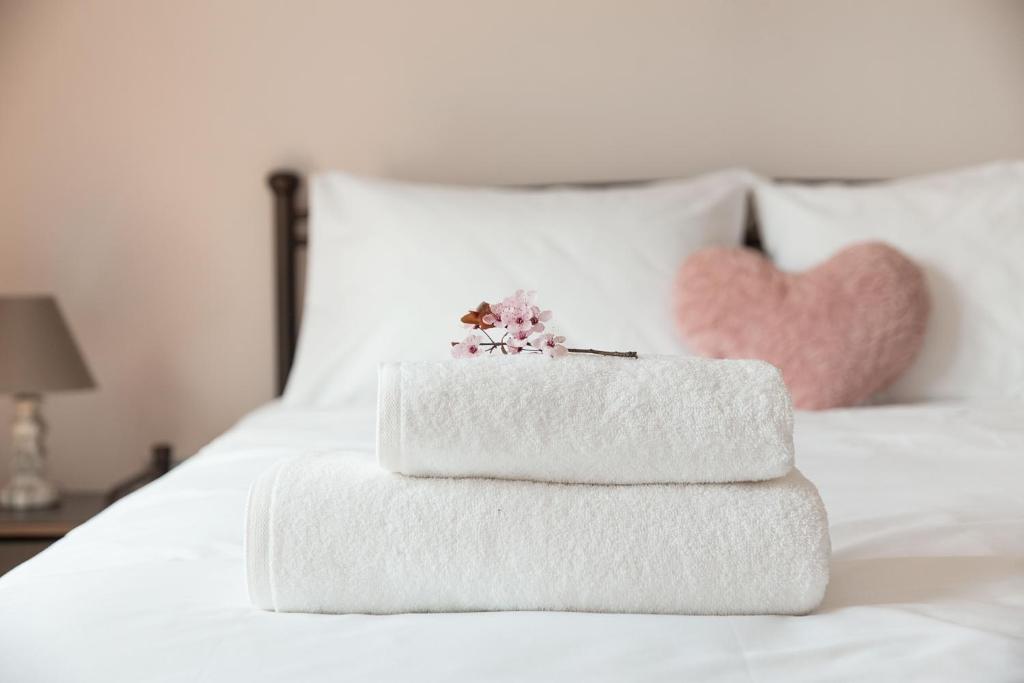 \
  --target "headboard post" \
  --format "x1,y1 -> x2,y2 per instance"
268,170 -> 303,396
